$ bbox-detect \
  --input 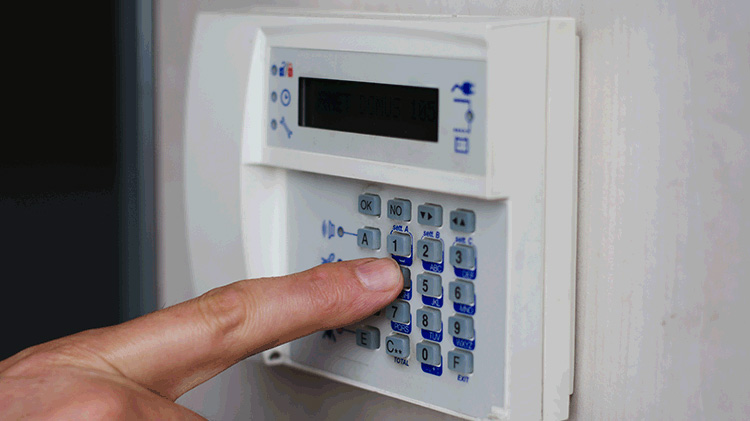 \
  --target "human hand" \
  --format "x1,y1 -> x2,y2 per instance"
0,258 -> 402,419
